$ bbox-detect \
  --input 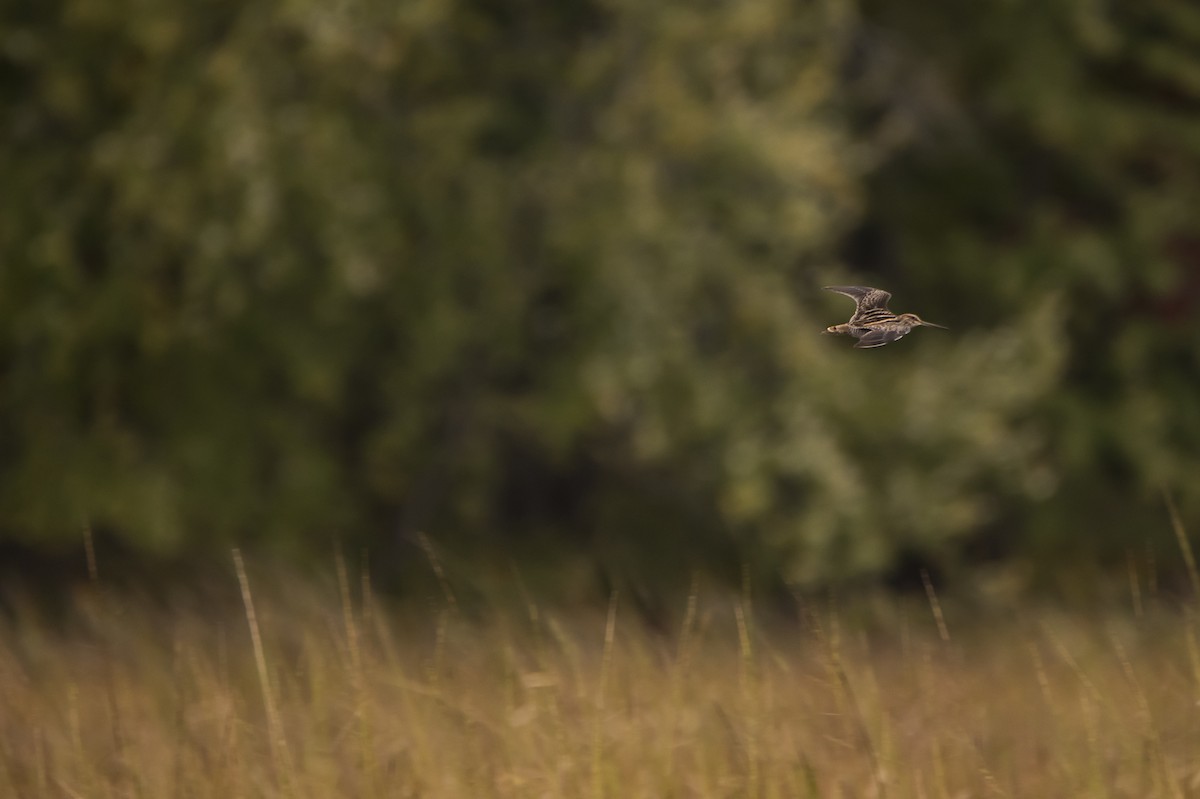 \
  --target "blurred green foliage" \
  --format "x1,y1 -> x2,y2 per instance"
2,0 -> 1198,591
